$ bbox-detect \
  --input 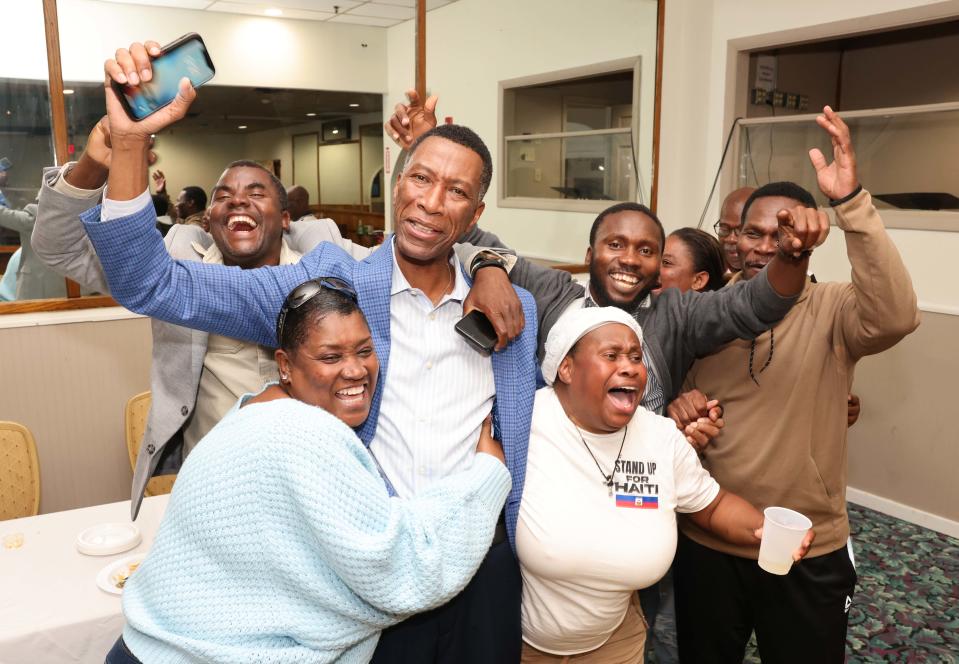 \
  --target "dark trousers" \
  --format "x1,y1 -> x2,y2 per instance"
104,638 -> 142,664
371,538 -> 522,664
673,533 -> 857,664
